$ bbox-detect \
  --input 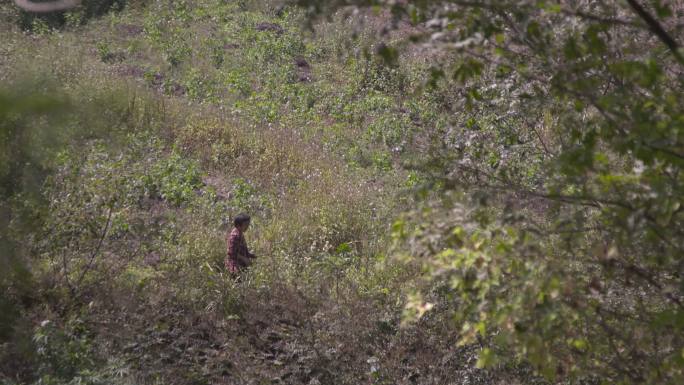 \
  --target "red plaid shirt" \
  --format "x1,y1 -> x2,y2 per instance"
225,227 -> 255,274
